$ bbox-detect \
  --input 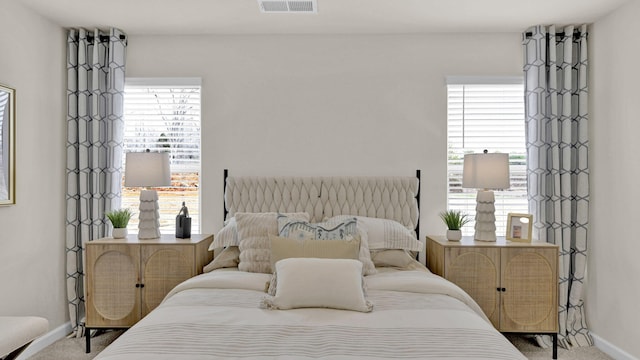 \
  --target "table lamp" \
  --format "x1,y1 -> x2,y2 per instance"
462,150 -> 510,241
124,150 -> 171,239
